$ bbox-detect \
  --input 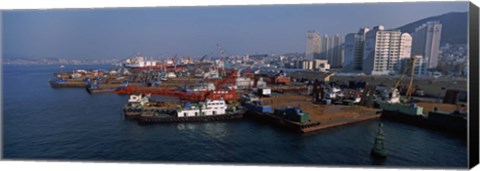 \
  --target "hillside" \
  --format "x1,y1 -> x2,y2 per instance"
396,12 -> 468,45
